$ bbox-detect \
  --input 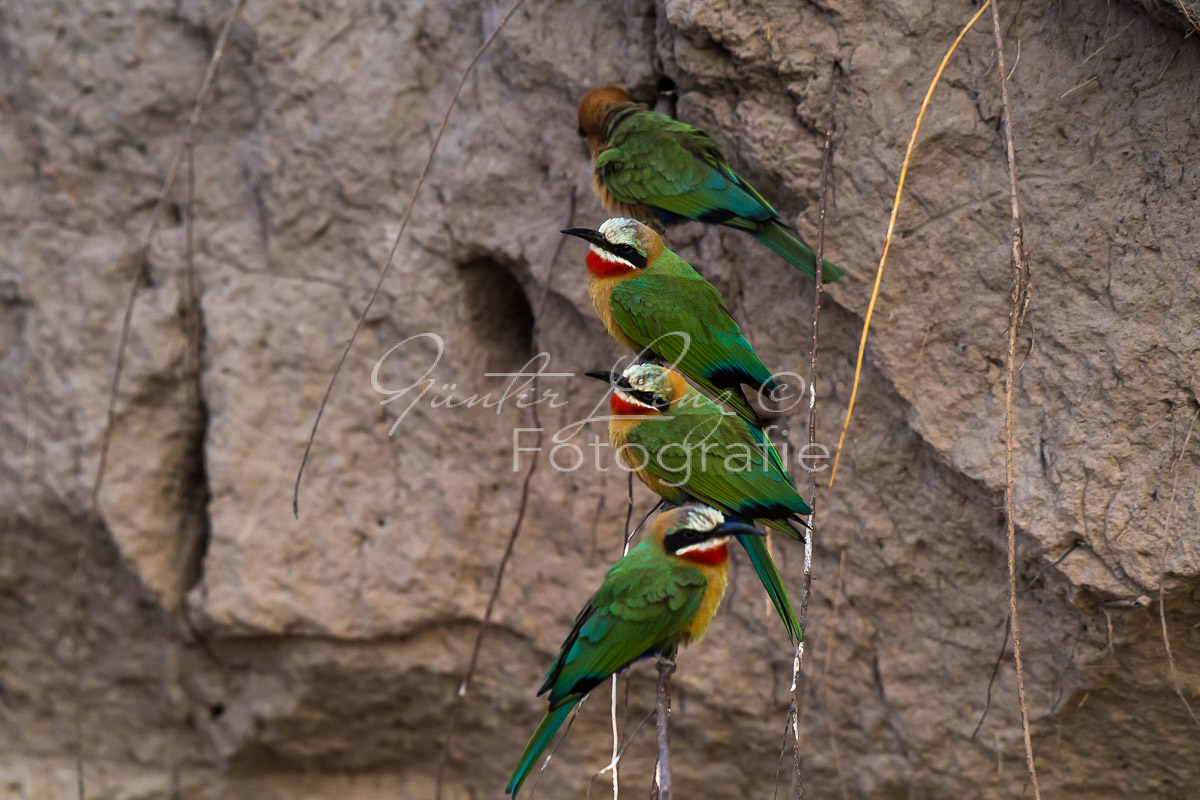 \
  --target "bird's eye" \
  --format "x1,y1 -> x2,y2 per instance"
577,126 -> 586,138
